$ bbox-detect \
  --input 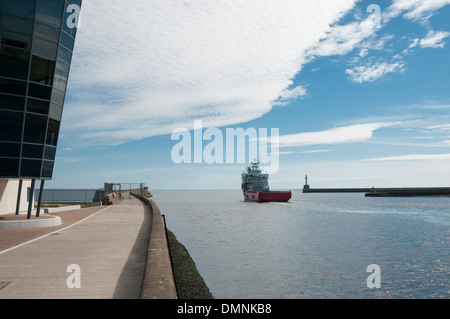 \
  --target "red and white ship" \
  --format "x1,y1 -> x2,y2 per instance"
241,161 -> 291,202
